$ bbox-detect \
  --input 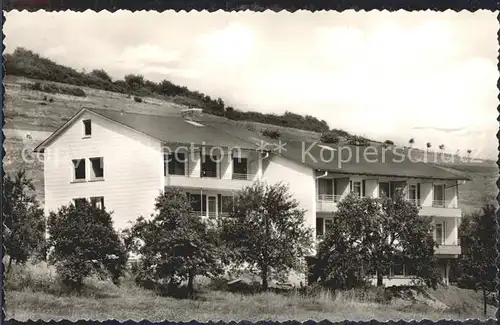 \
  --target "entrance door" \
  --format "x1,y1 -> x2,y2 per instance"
207,195 -> 217,219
